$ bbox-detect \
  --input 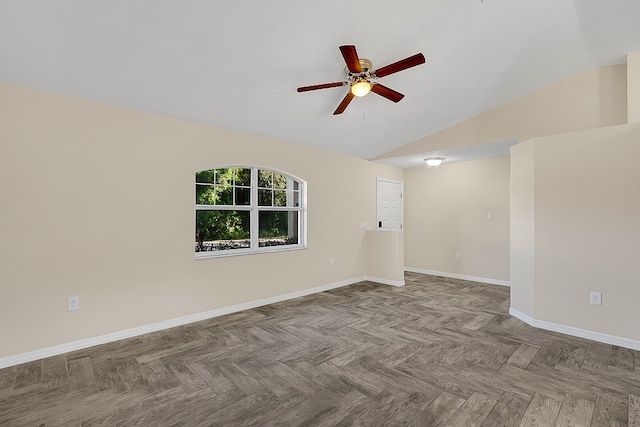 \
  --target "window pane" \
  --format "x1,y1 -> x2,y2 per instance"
258,189 -> 272,206
273,172 -> 287,189
215,168 -> 233,185
235,187 -> 250,205
195,210 -> 250,252
217,185 -> 233,205
196,170 -> 215,184
259,210 -> 299,247
235,168 -> 251,186
196,166 -> 304,256
196,184 -> 216,205
258,170 -> 273,188
273,190 -> 287,207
